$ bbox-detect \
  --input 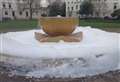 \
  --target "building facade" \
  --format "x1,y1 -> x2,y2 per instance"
65,0 -> 120,17
92,0 -> 120,17
0,0 -> 17,20
0,0 -> 51,20
0,0 -> 120,20
65,0 -> 84,17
